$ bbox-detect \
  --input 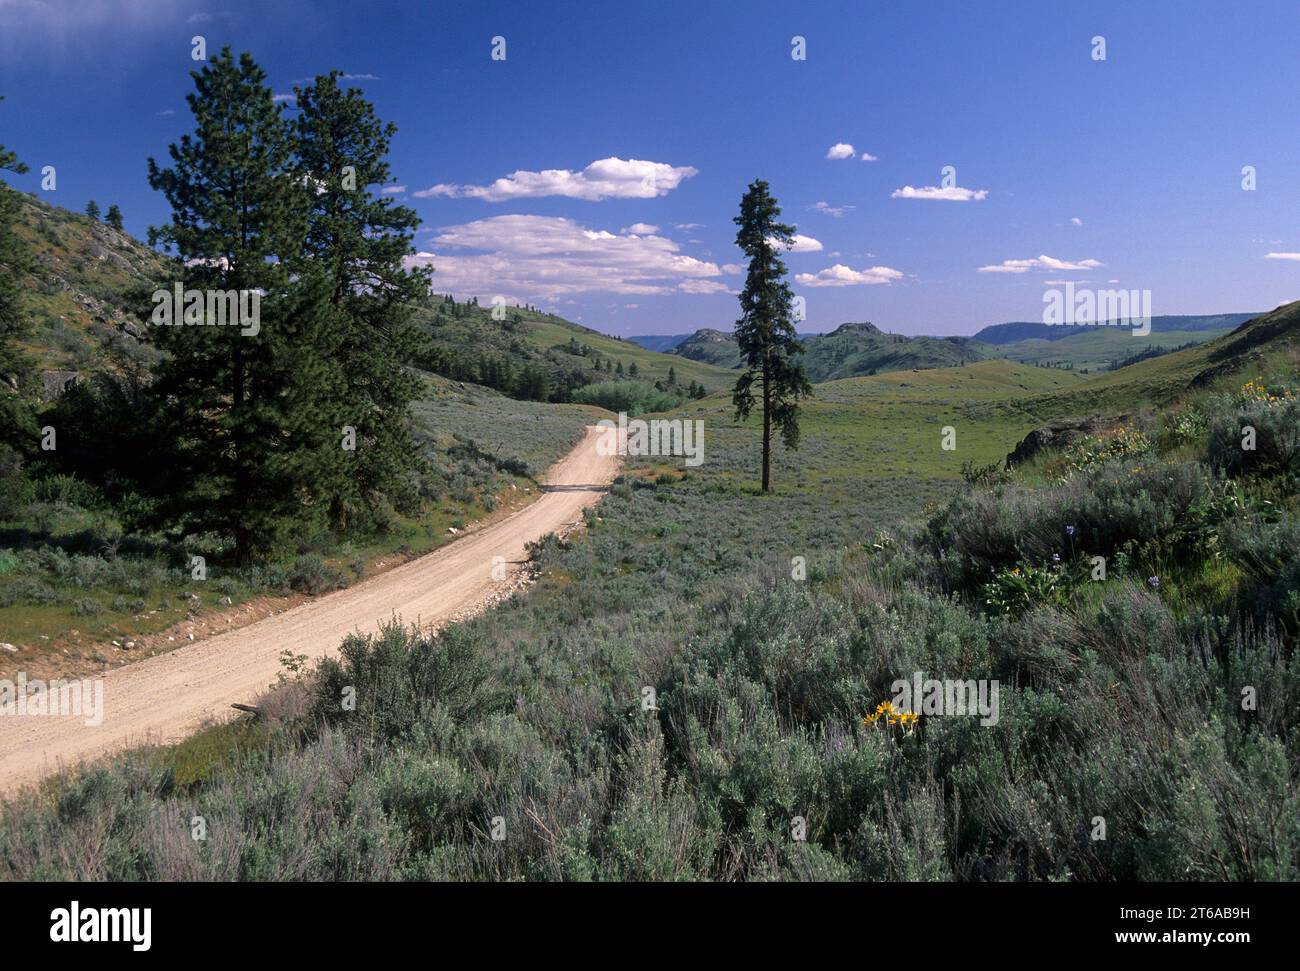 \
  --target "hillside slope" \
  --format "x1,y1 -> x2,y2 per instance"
9,192 -> 172,391
973,312 -> 1259,344
671,321 -> 989,381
